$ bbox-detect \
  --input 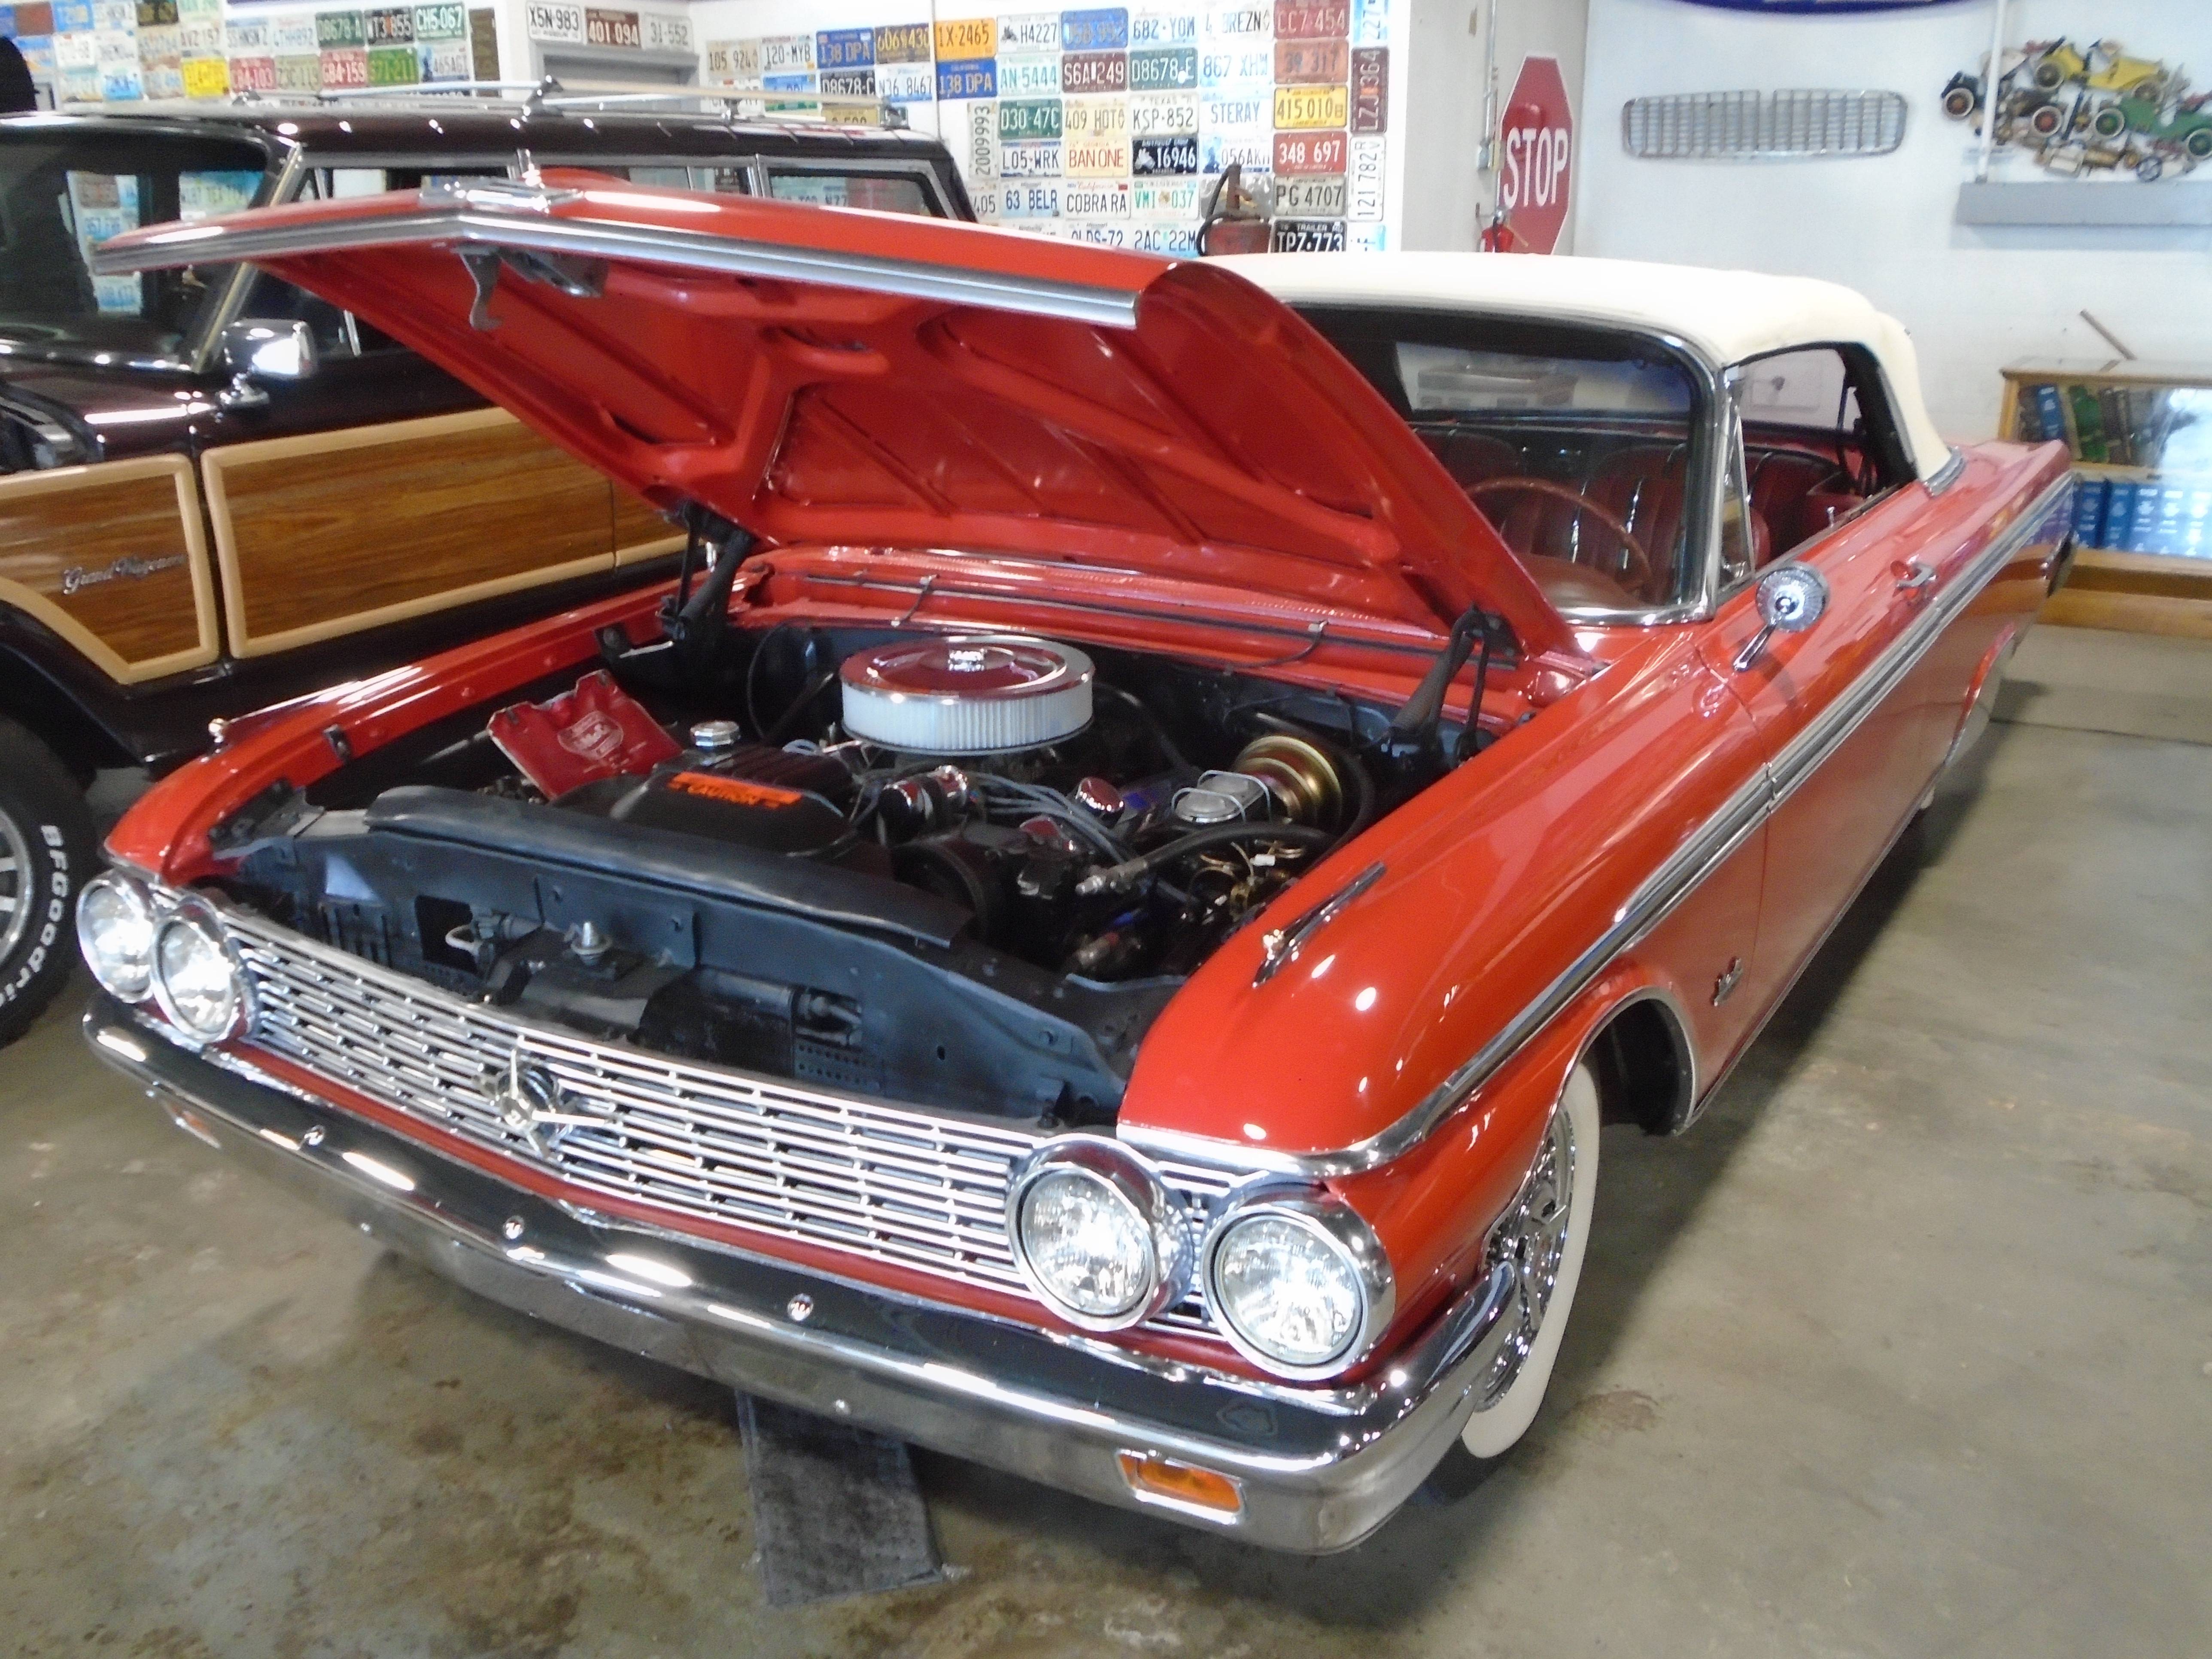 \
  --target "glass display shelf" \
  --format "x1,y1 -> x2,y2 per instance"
1999,360 -> 2212,558
2001,362 -> 2212,639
